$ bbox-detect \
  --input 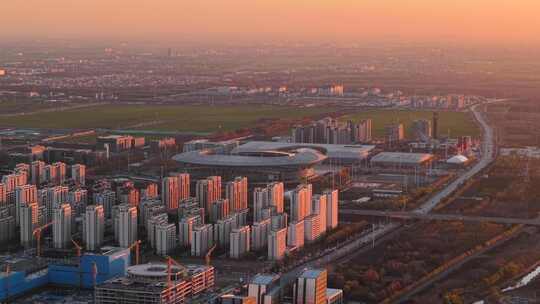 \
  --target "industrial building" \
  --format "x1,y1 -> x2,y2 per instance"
0,247 -> 131,301
370,152 -> 434,169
